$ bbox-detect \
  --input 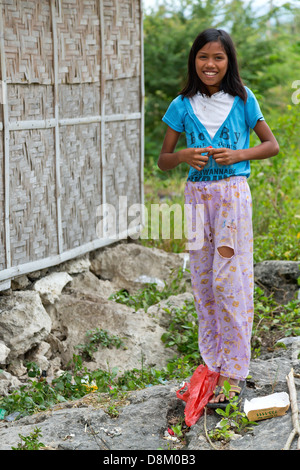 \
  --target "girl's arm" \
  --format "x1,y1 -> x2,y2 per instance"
158,126 -> 211,171
210,120 -> 279,165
